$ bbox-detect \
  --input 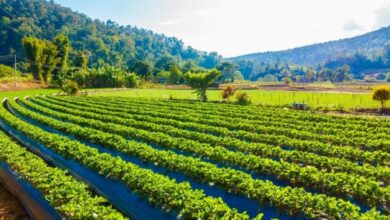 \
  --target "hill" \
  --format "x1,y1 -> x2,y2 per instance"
0,0 -> 221,71
231,26 -> 390,66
